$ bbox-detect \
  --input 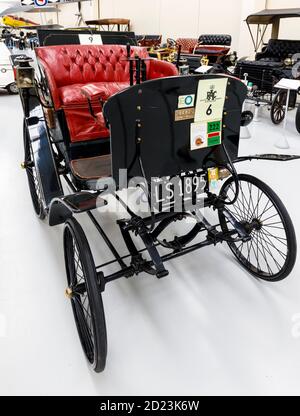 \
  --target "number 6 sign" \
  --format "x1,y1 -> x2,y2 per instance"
194,78 -> 228,122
